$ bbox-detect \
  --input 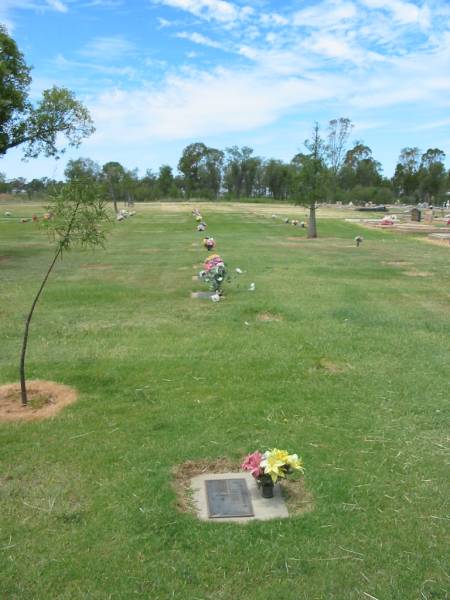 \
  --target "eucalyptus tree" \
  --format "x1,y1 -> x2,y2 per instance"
419,148 -> 447,204
102,161 -> 126,213
326,118 -> 353,197
223,146 -> 260,198
392,147 -> 422,198
0,25 -> 94,159
178,142 -> 224,198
